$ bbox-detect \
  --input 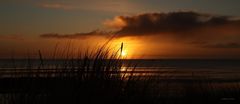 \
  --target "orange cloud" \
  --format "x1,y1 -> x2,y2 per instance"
104,16 -> 127,29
